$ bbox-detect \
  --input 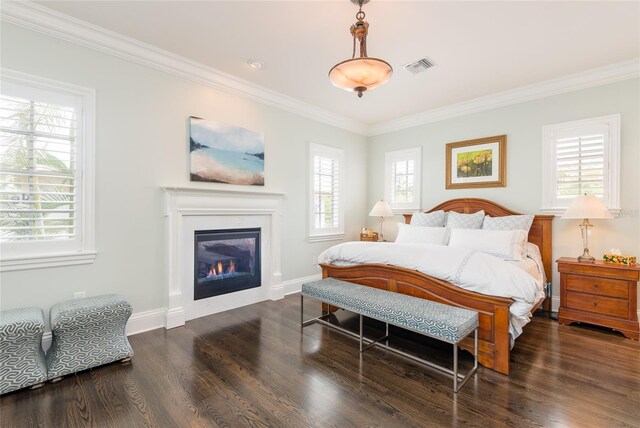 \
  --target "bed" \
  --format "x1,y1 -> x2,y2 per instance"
318,198 -> 553,375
